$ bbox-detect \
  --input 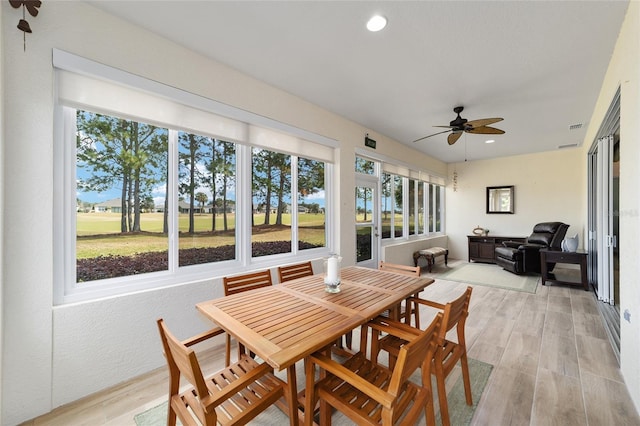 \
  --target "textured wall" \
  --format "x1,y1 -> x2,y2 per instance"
0,2 -> 444,424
